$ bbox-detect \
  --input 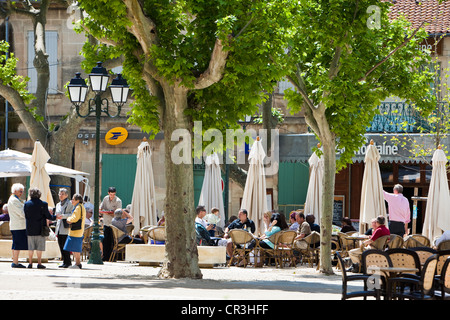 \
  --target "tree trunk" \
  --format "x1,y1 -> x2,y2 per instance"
319,132 -> 336,275
157,84 -> 202,279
